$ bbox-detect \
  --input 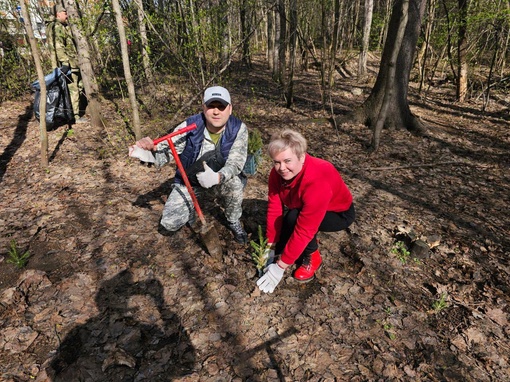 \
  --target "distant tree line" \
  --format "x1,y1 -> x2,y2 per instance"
3,0 -> 509,154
